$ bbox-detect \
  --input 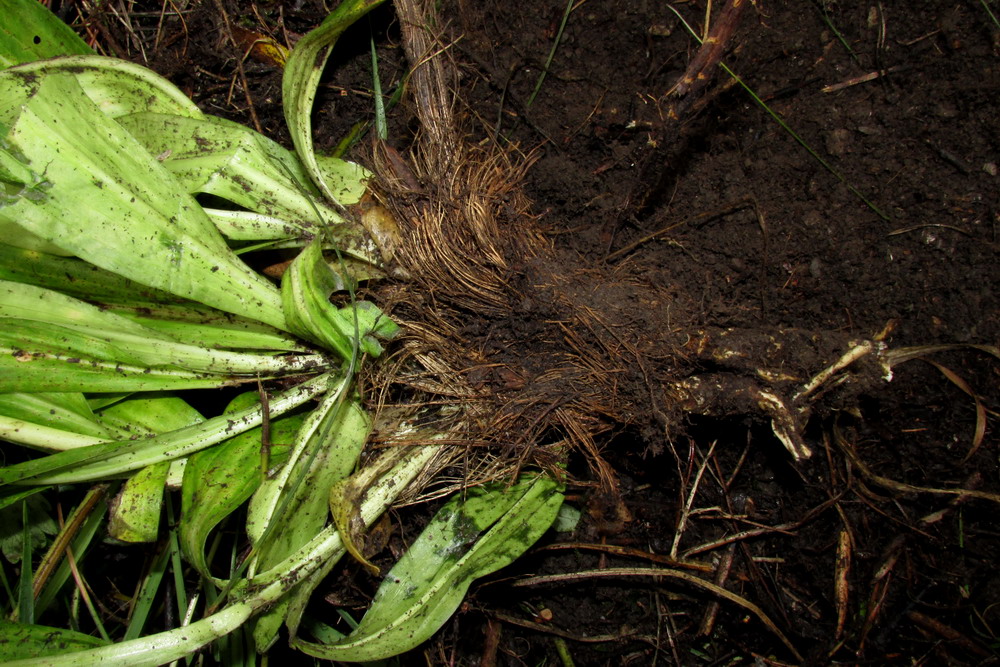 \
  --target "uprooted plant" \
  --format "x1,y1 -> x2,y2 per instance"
0,0 -> 562,663
1,0 -> 997,664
